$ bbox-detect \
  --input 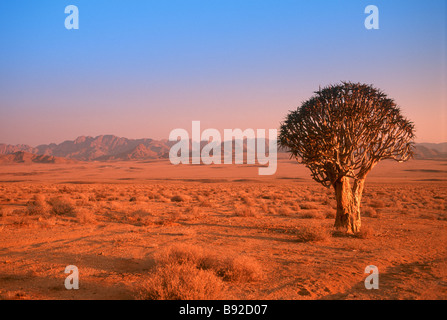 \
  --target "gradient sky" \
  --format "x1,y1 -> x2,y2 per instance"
0,0 -> 446,146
